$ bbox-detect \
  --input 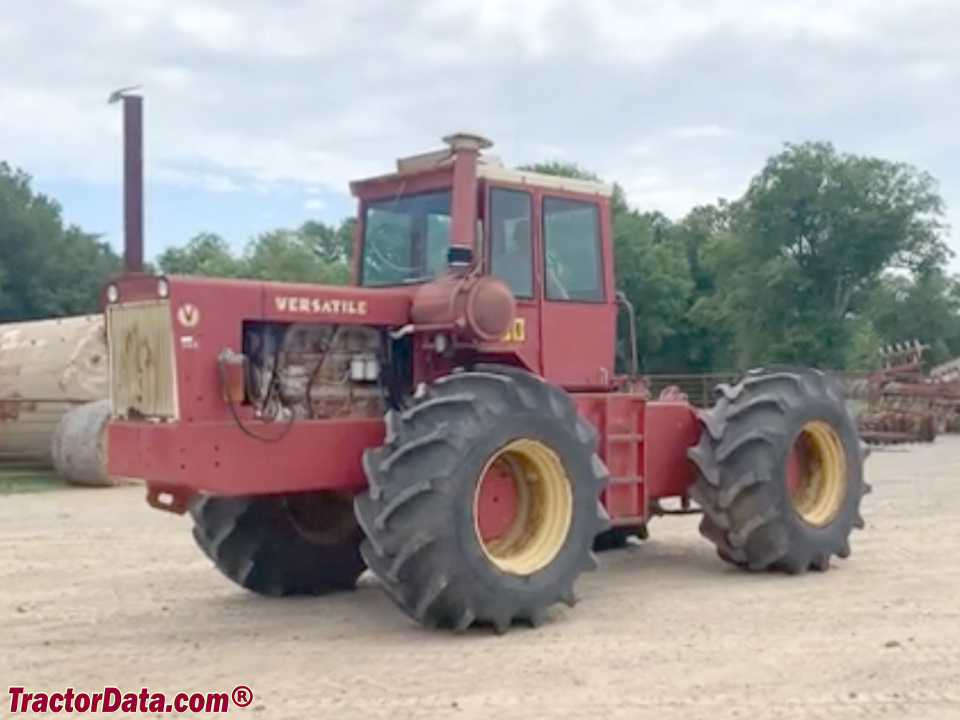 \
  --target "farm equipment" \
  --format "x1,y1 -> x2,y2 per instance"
856,341 -> 960,445
101,96 -> 869,633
